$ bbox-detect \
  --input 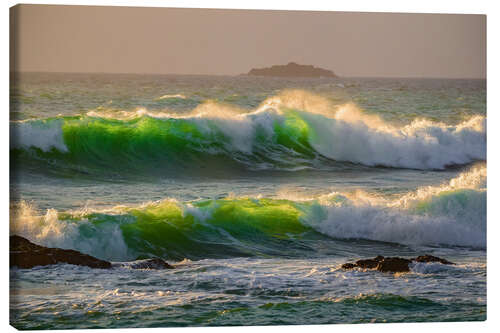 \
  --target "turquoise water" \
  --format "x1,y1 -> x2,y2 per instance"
10,73 -> 486,329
